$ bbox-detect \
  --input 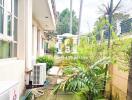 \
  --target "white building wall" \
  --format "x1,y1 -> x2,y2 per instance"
0,0 -> 26,96
37,31 -> 45,56
0,59 -> 25,96
32,25 -> 38,59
